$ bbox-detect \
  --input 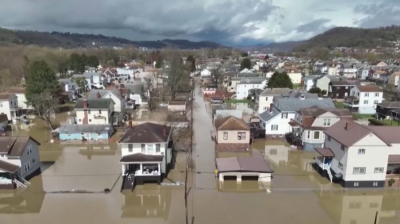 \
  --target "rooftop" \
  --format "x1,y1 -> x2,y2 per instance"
259,88 -> 292,96
356,85 -> 382,92
216,150 -> 273,173
118,123 -> 170,144
215,116 -> 249,131
0,136 -> 41,157
75,99 -> 113,109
